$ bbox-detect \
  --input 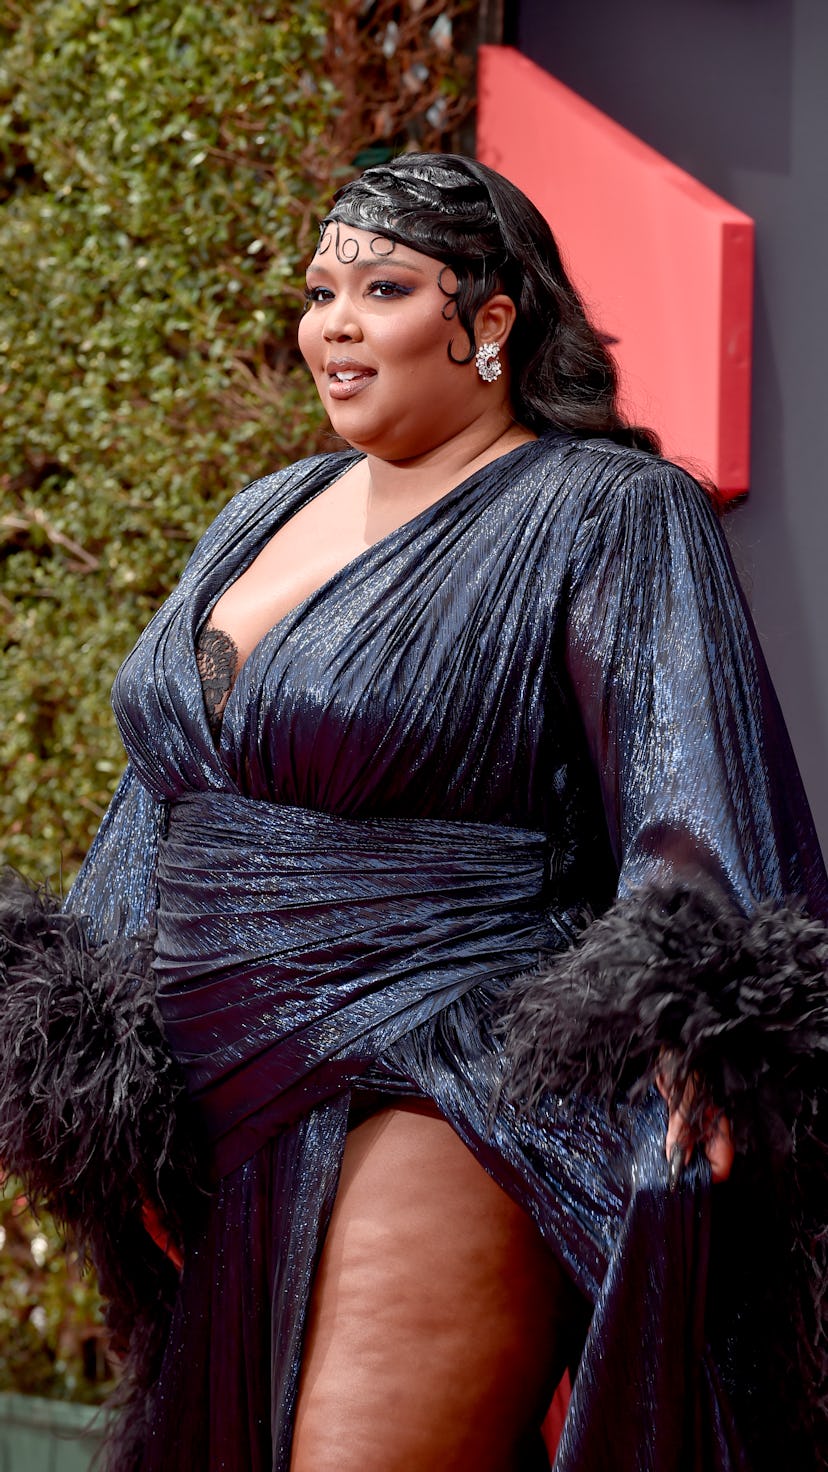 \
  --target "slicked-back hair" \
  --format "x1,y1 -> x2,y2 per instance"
322,153 -> 660,454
